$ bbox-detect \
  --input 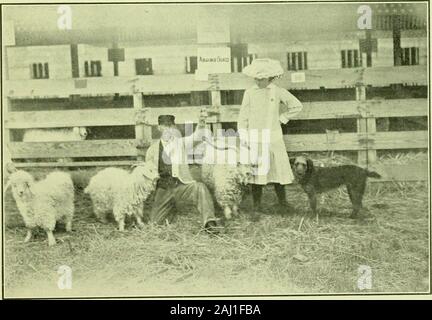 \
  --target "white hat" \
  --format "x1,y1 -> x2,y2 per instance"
242,58 -> 284,79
